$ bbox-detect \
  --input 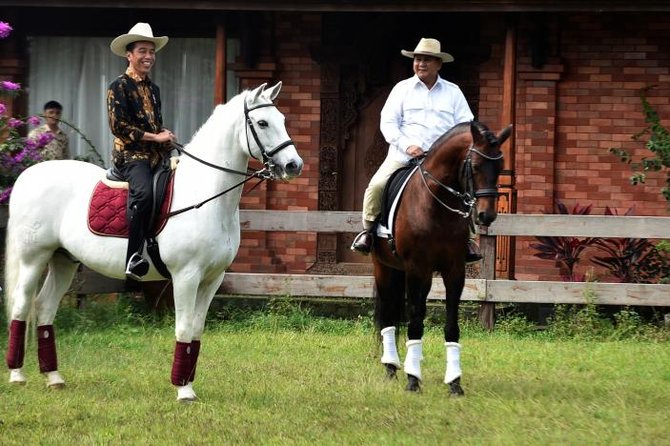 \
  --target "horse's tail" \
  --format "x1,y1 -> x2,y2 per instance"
4,211 -> 19,323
